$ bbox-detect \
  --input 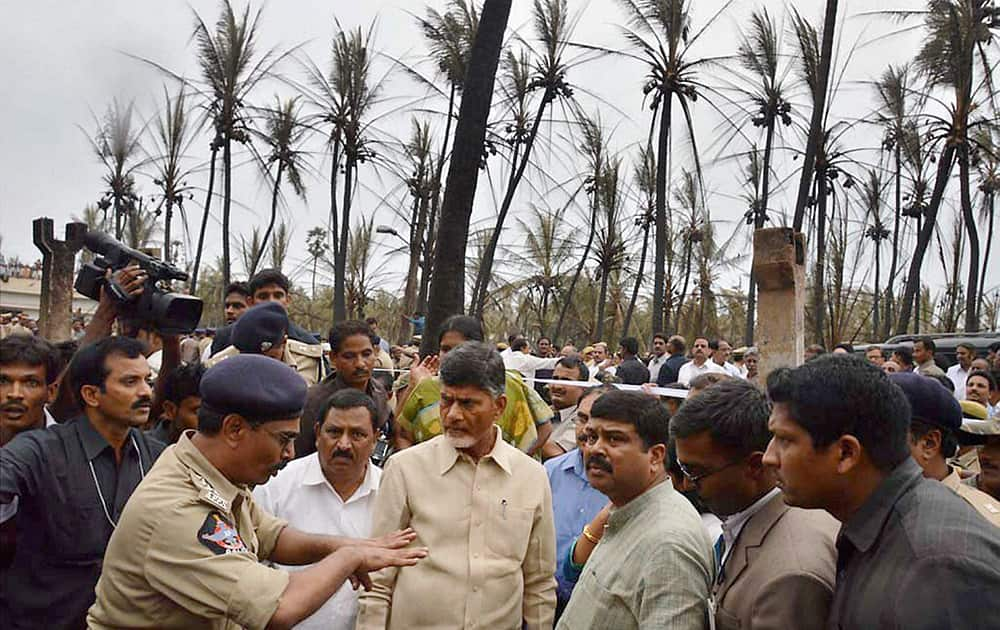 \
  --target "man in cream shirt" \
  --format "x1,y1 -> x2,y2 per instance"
357,342 -> 556,629
254,389 -> 384,630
